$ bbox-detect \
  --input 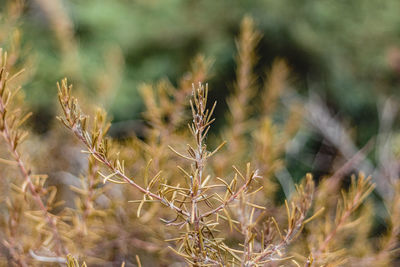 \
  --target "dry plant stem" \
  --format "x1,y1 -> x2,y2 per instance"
189,83 -> 211,259
57,80 -> 189,218
0,67 -> 67,257
169,55 -> 210,131
243,229 -> 252,264
313,175 -> 375,263
251,215 -> 304,265
240,196 -> 256,264
199,182 -> 250,219
231,16 -> 260,135
244,175 -> 315,266
227,16 -> 260,153
318,197 -> 359,254
71,127 -> 189,218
